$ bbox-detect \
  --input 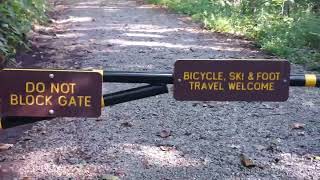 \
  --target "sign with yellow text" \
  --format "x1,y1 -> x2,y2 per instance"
0,69 -> 102,117
174,60 -> 290,101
